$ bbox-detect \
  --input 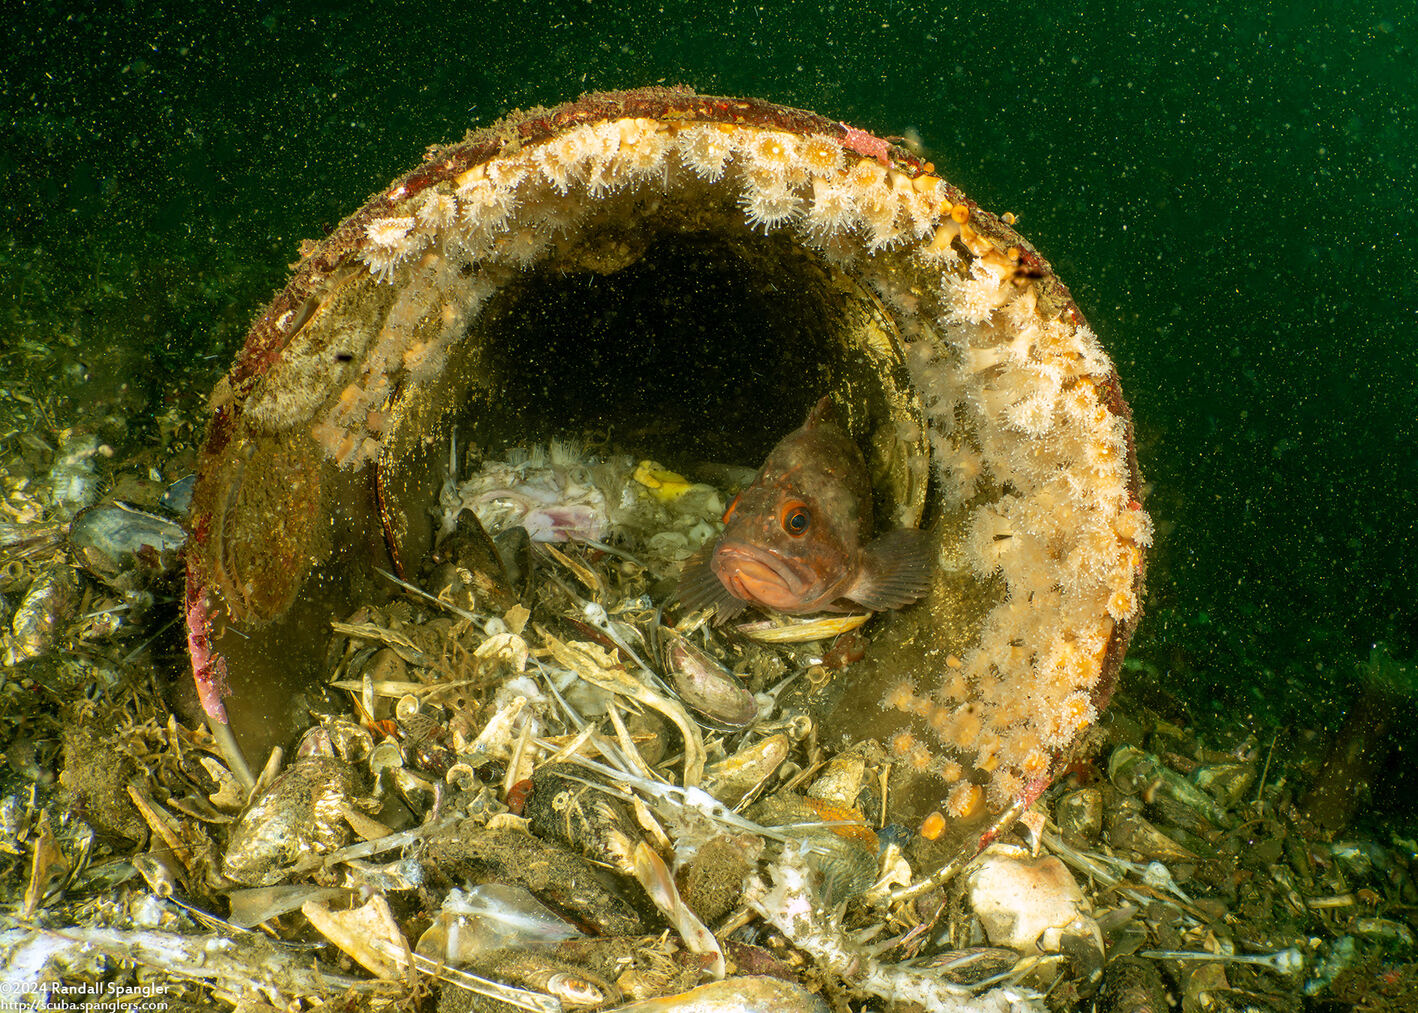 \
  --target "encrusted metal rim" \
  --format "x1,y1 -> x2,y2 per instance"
185,86 -> 1148,813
